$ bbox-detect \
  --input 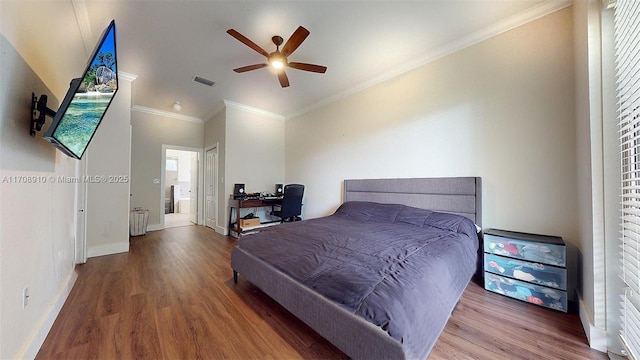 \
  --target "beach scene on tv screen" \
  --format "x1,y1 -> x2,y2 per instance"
54,26 -> 117,158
